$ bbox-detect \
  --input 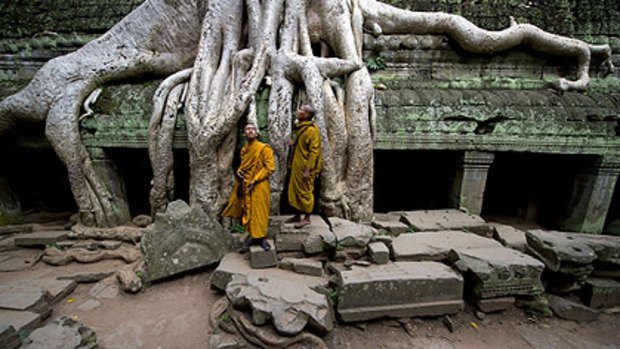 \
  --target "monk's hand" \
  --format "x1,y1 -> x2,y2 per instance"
303,168 -> 311,182
236,170 -> 245,179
